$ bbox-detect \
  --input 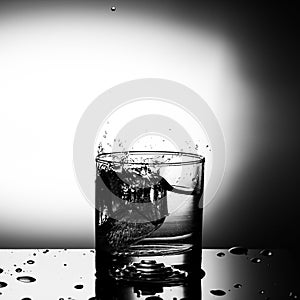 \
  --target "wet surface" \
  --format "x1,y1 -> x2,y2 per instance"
0,249 -> 298,299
